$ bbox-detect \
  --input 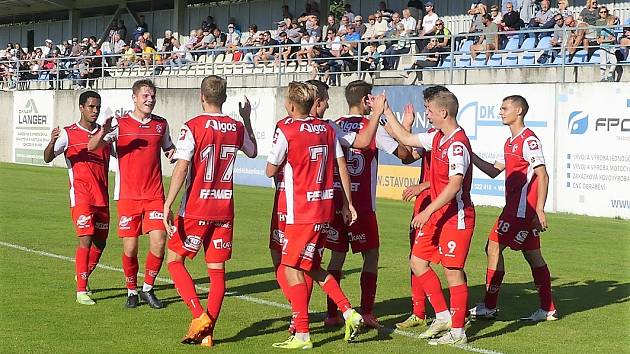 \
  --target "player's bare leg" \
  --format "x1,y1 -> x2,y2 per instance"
360,248 -> 381,328
199,262 -> 226,347
325,250 -> 346,326
75,236 -> 96,305
427,267 -> 468,345
139,230 -> 166,309
167,250 -> 213,344
470,240 -> 506,319
122,237 -> 140,308
520,248 -> 557,322
410,255 -> 451,339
